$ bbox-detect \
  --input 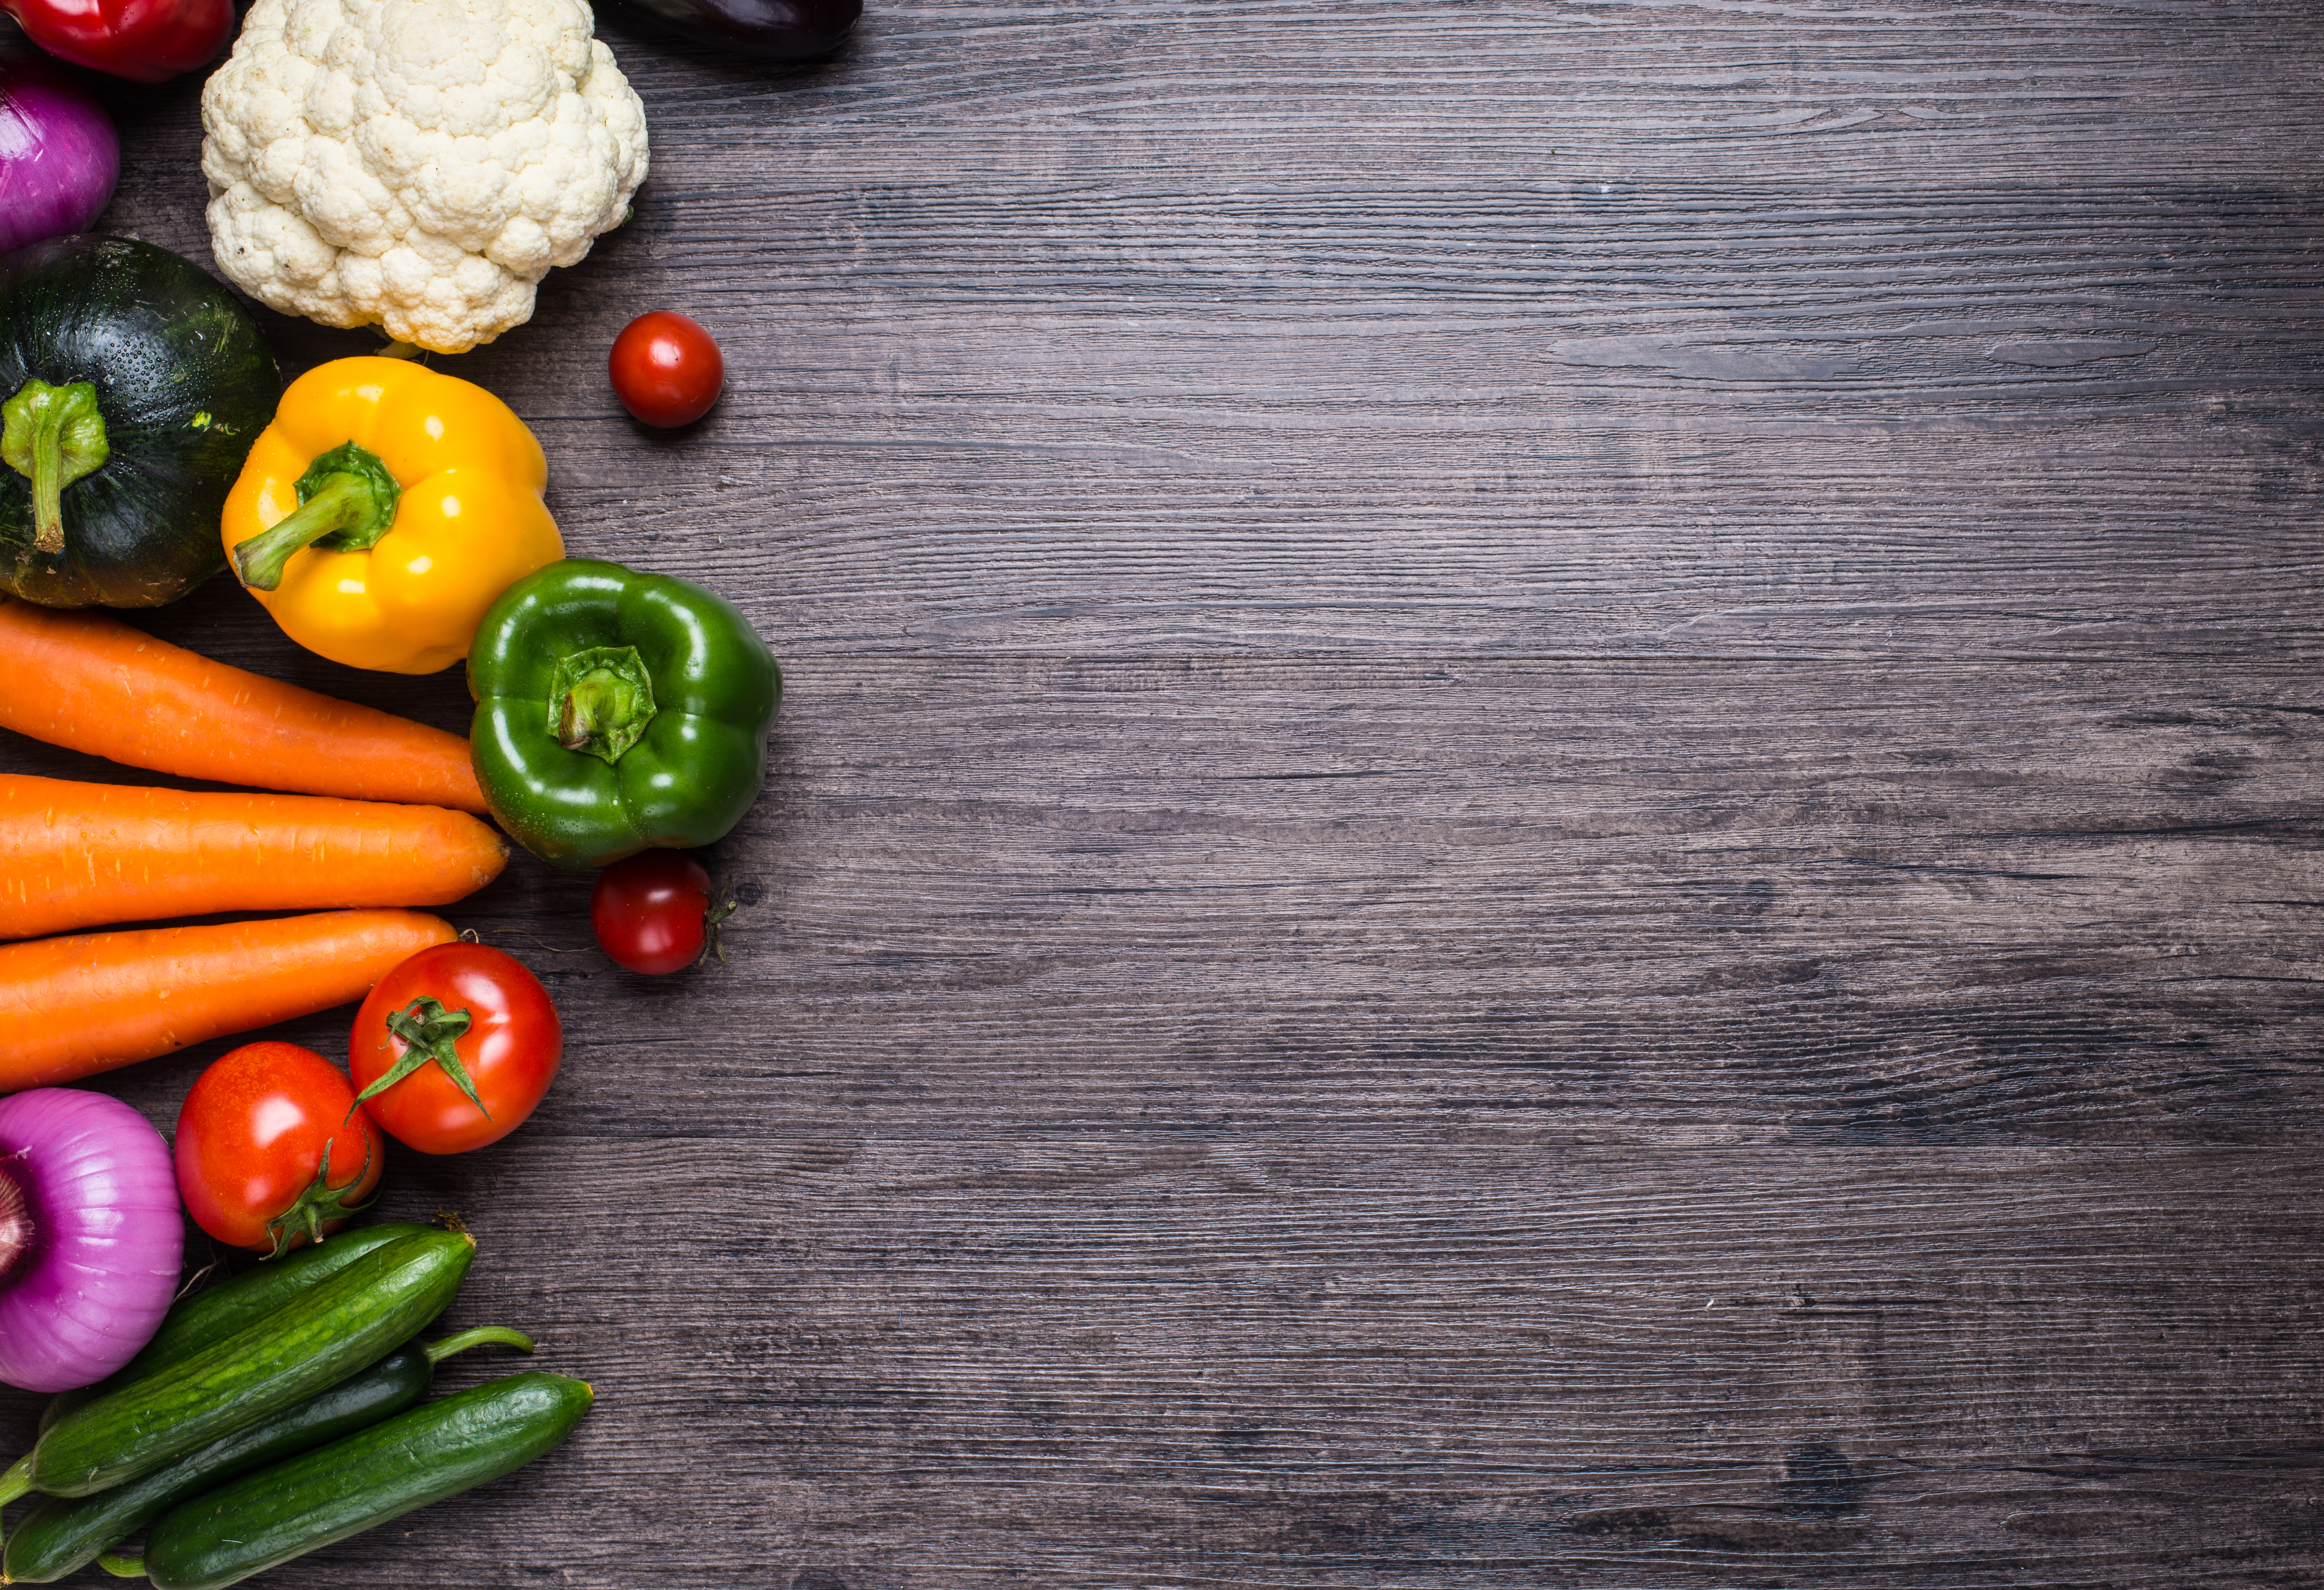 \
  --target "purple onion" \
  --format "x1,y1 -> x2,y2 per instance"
0,1088 -> 183,1395
0,51 -> 120,257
